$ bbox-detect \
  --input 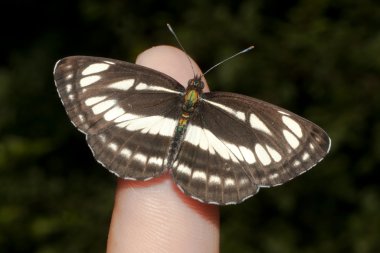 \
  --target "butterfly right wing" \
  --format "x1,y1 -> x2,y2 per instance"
172,91 -> 330,204
54,56 -> 185,180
